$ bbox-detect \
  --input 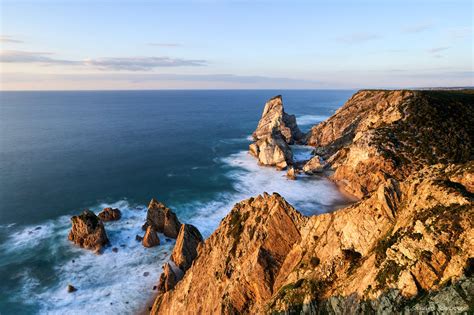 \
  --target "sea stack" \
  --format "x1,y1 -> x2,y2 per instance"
97,207 -> 121,221
249,95 -> 303,170
68,209 -> 109,252
144,199 -> 181,239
